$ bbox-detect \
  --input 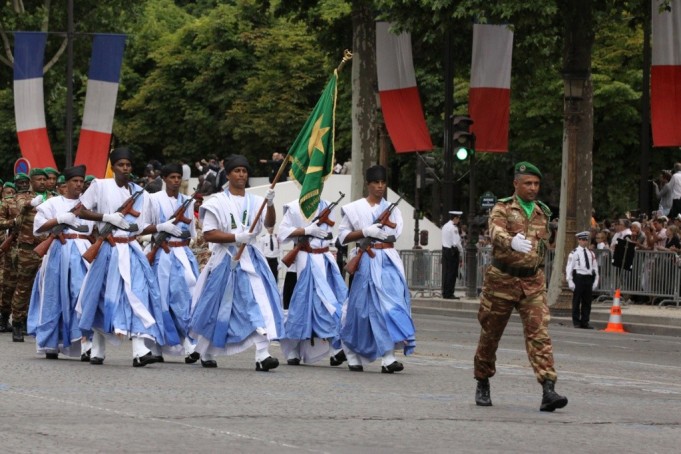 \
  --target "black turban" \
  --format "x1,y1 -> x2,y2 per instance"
62,164 -> 86,181
161,163 -> 183,178
109,146 -> 132,164
365,165 -> 387,183
224,154 -> 252,175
